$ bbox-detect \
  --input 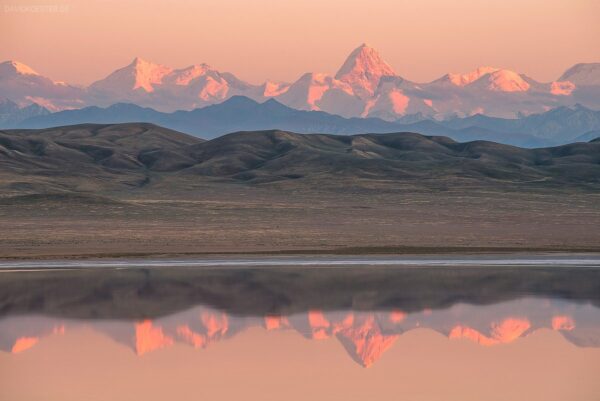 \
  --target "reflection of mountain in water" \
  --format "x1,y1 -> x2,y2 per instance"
2,298 -> 598,367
